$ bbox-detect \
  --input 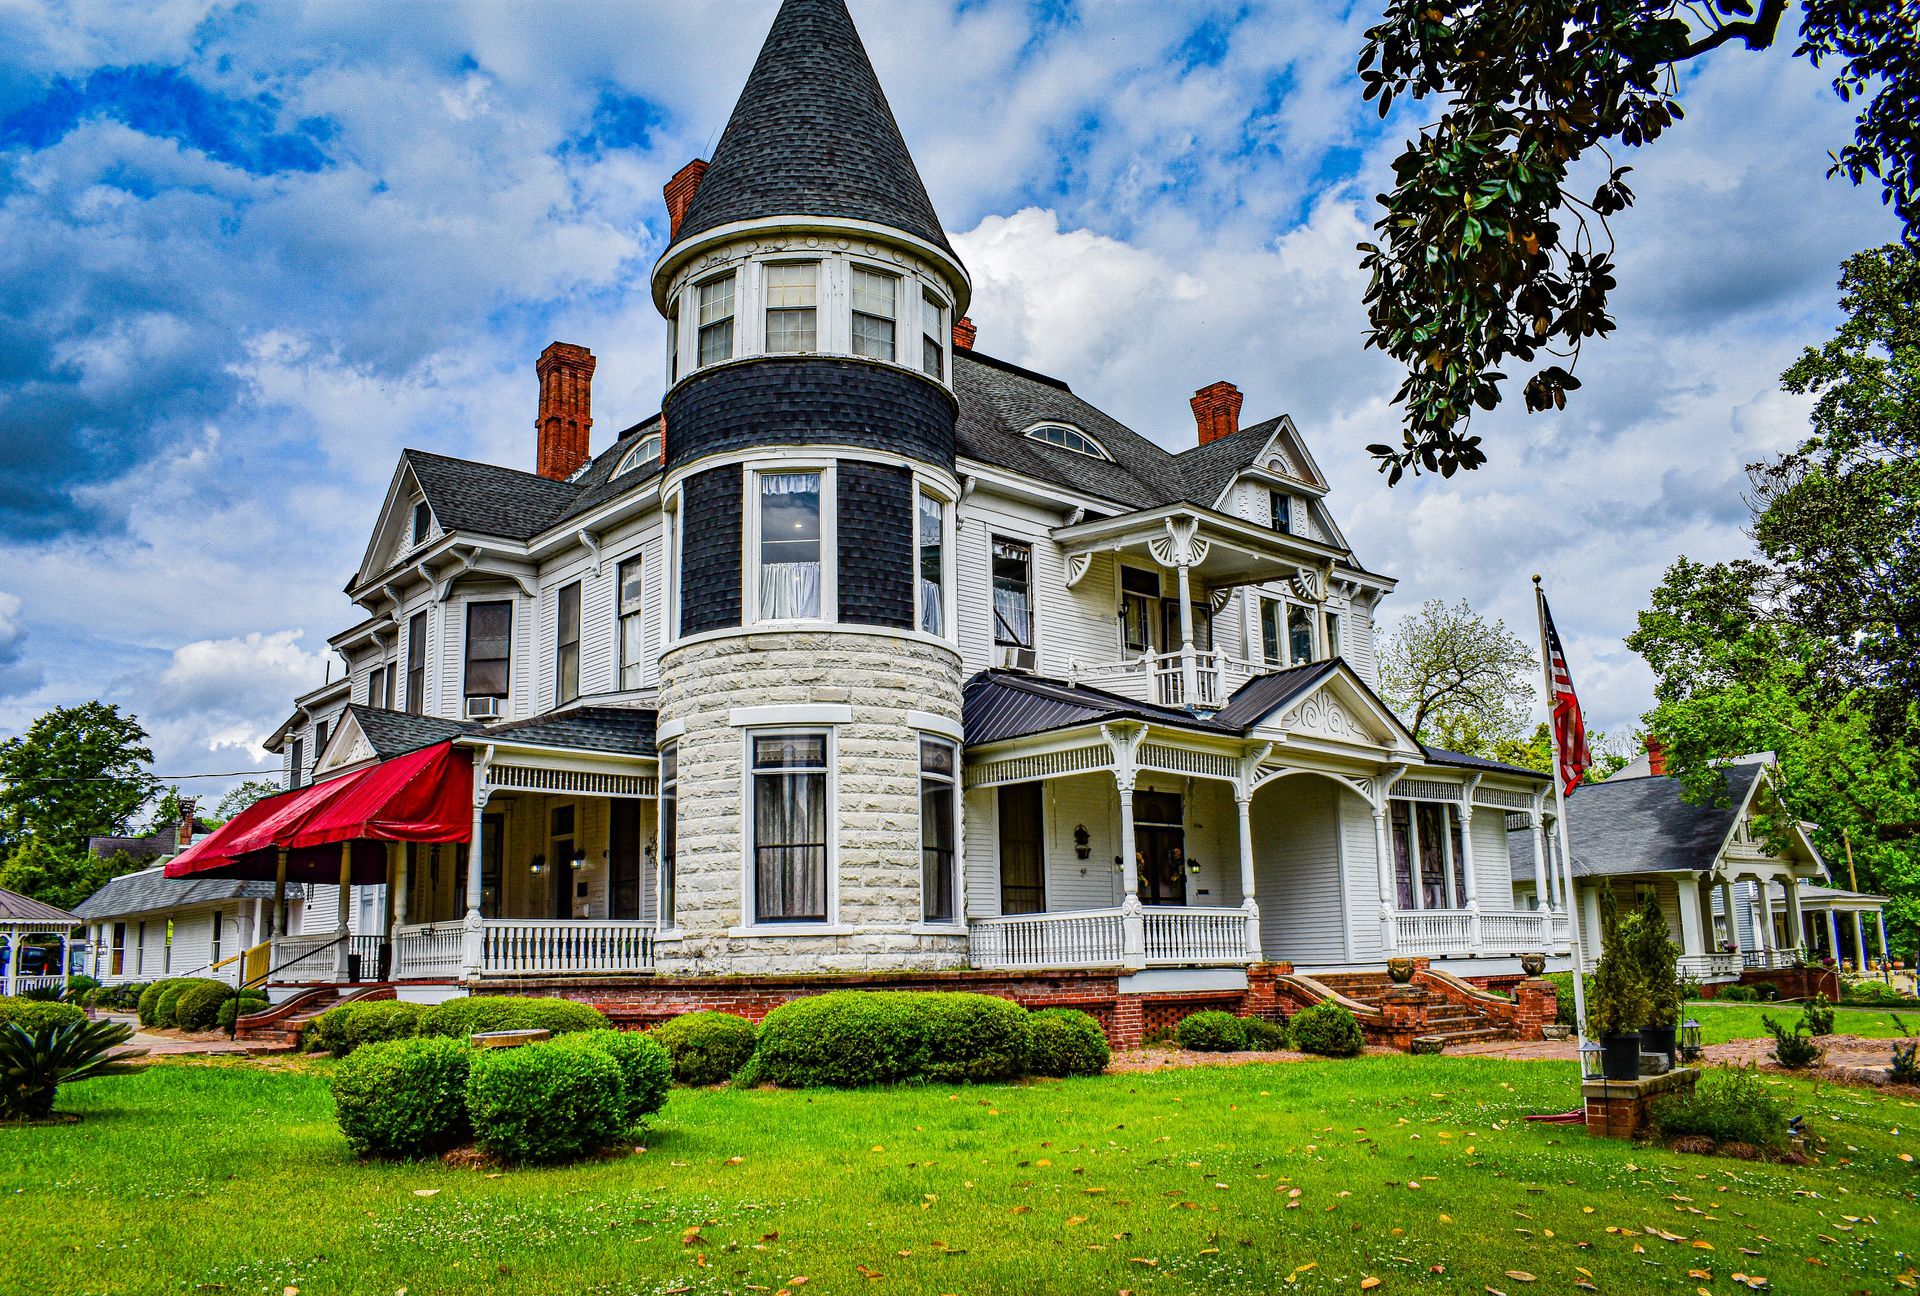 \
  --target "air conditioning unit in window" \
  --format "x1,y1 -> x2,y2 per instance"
996,645 -> 1037,673
465,696 -> 503,721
